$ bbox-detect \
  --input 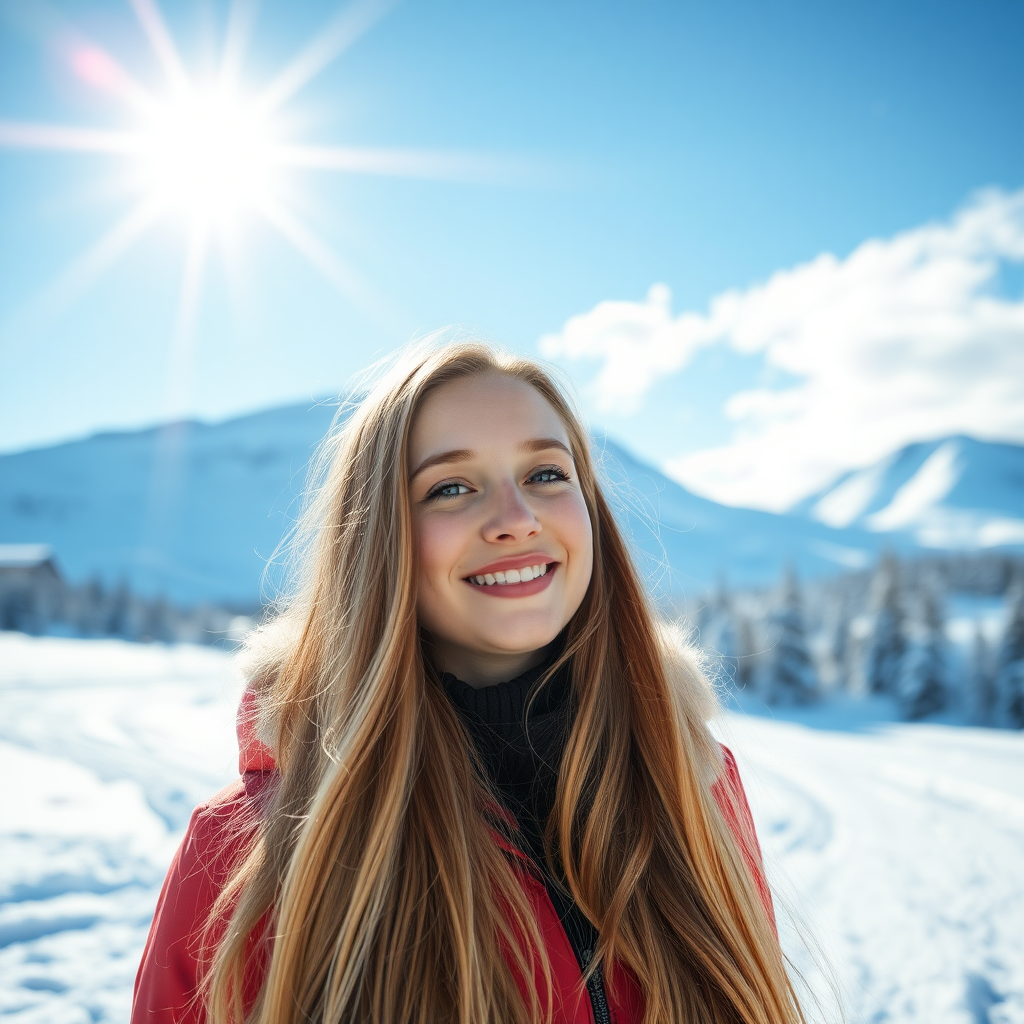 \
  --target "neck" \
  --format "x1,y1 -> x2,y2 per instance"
429,641 -> 551,688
